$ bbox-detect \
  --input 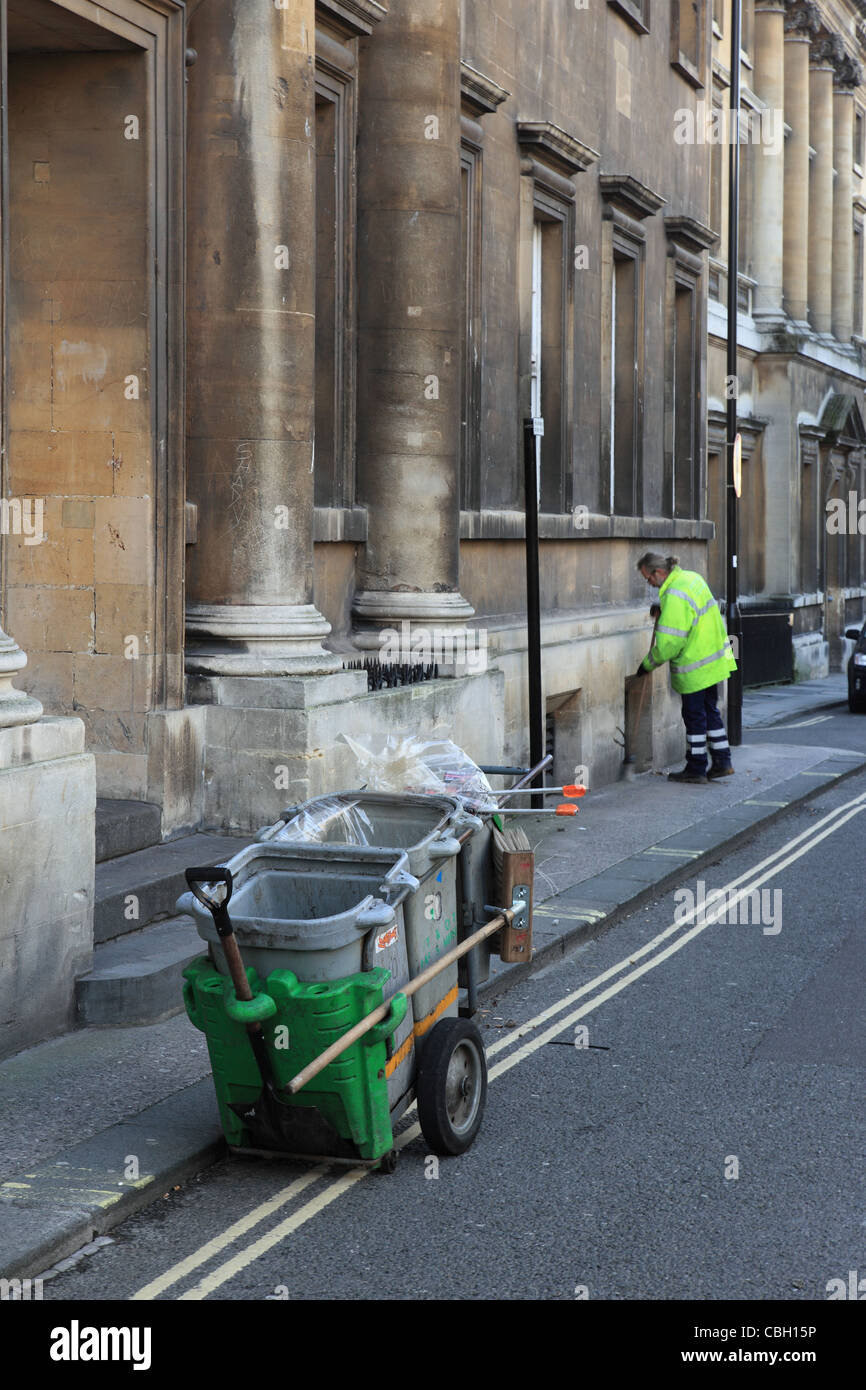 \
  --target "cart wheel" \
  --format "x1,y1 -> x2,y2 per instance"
416,1017 -> 487,1156
375,1149 -> 398,1175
